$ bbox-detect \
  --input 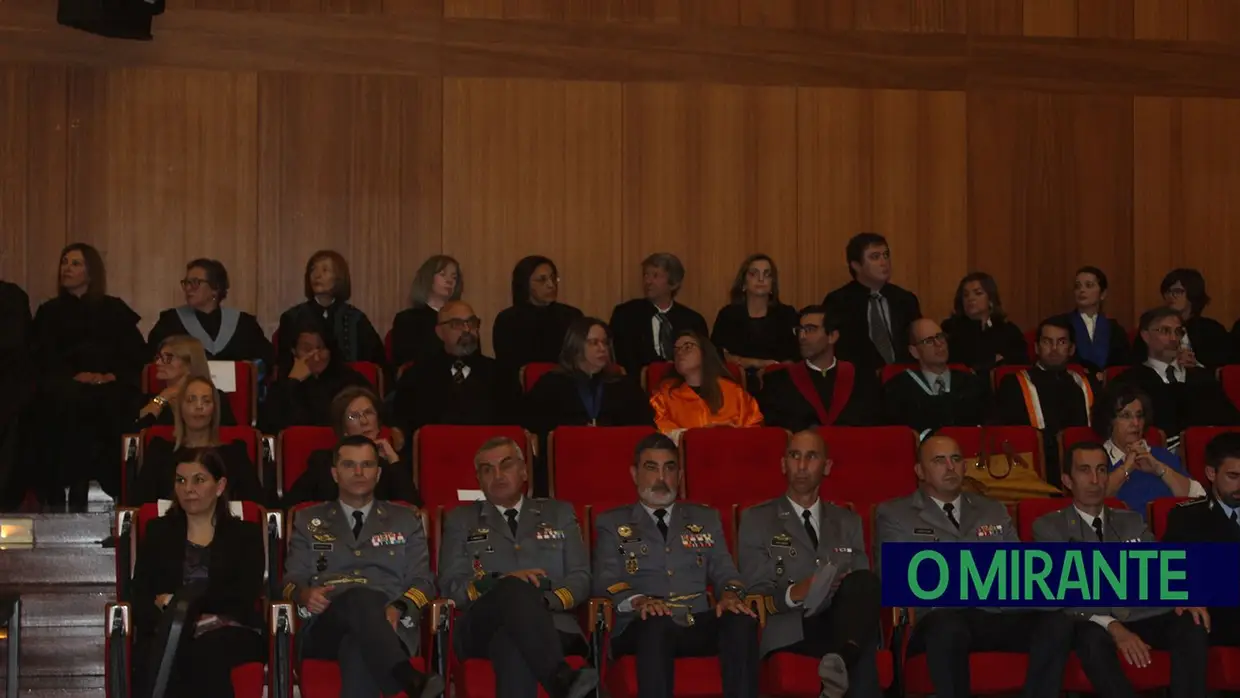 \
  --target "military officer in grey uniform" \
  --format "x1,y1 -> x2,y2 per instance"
875,433 -> 1074,698
738,429 -> 881,698
593,432 -> 760,698
438,436 -> 598,698
283,434 -> 444,698
1034,440 -> 1210,698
